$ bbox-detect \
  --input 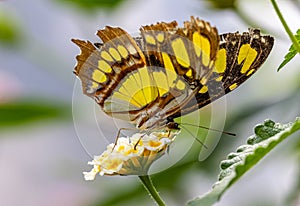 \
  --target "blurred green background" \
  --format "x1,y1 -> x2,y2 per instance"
0,0 -> 299,206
